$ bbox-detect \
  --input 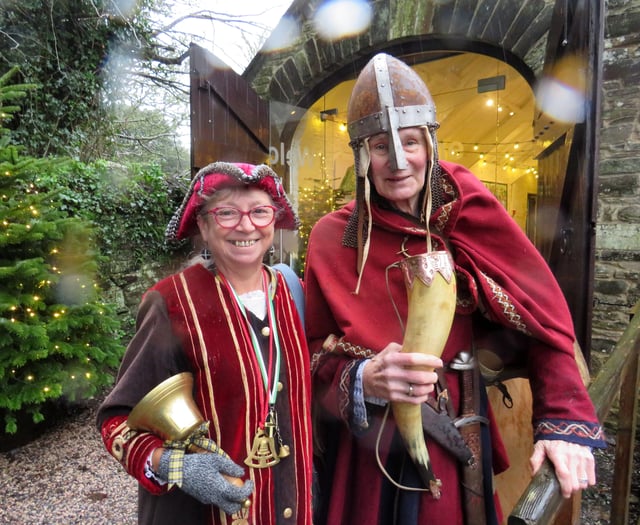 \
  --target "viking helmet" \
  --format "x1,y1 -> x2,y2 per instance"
347,53 -> 439,171
344,54 -> 443,292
